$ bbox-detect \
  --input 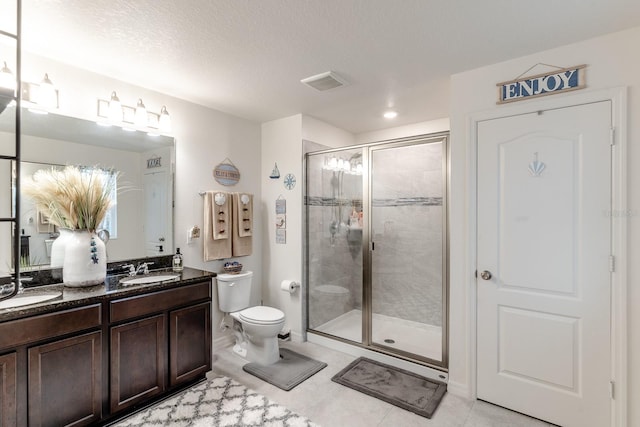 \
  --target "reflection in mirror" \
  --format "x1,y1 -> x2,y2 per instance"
0,109 -> 175,276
